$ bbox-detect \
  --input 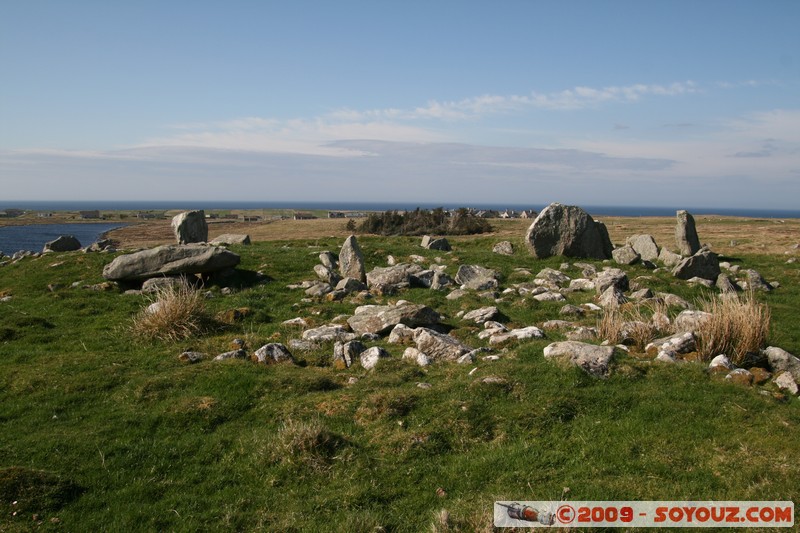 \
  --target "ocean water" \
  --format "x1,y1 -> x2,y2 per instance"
3,200 -> 800,219
0,223 -> 127,256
